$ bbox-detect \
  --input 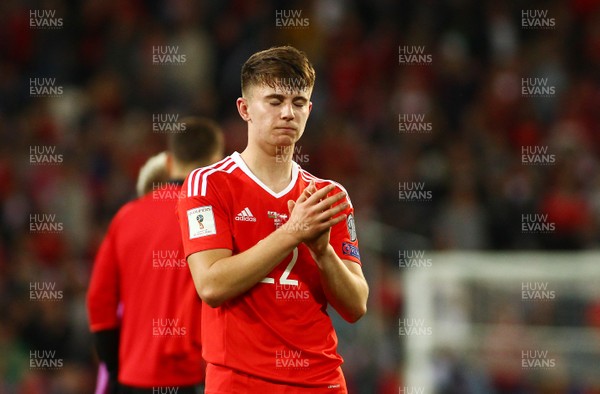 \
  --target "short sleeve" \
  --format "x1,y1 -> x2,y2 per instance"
177,171 -> 233,258
329,190 -> 362,266
87,220 -> 121,332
